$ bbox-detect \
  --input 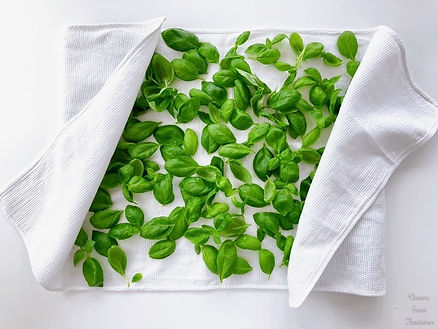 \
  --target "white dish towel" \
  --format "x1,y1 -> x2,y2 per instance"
0,16 -> 437,308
